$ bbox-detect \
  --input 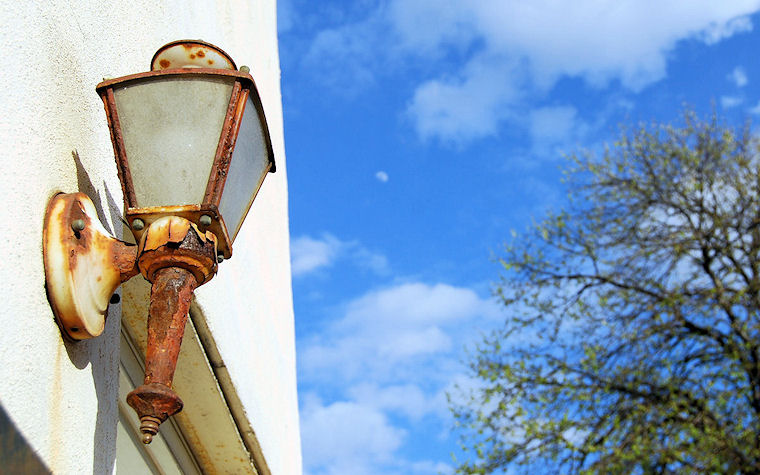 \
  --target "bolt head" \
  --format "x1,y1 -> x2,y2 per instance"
239,65 -> 250,74
132,219 -> 145,231
71,219 -> 85,232
199,214 -> 212,226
